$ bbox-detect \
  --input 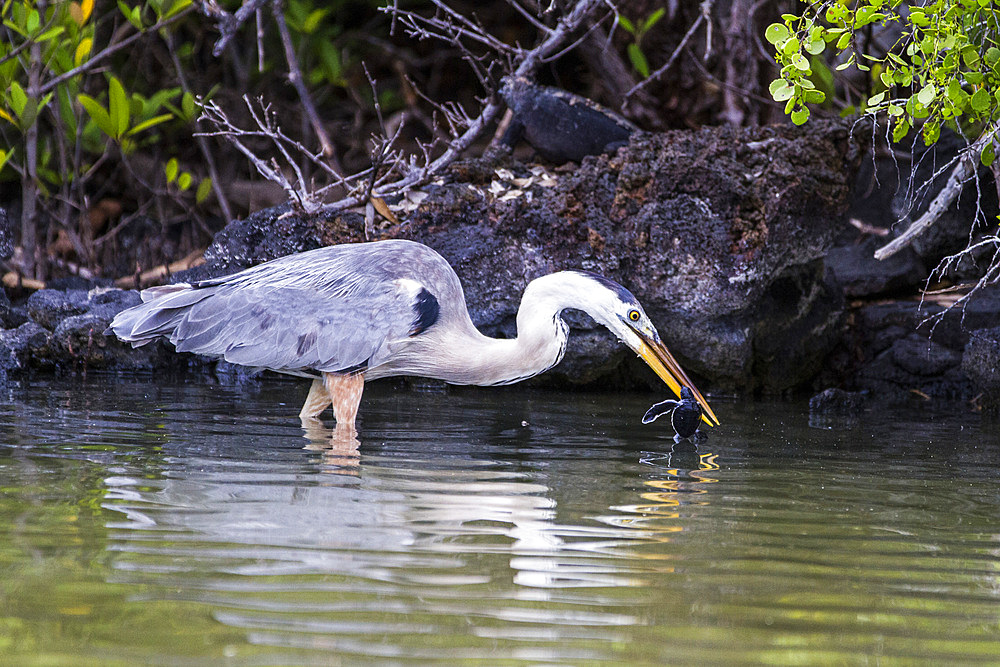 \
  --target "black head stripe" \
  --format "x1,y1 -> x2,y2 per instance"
571,270 -> 638,306
410,288 -> 440,336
